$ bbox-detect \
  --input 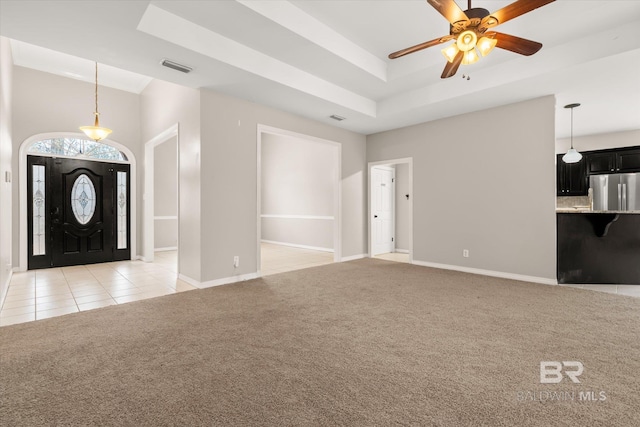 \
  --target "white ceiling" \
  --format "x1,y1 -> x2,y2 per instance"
1,0 -> 639,138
